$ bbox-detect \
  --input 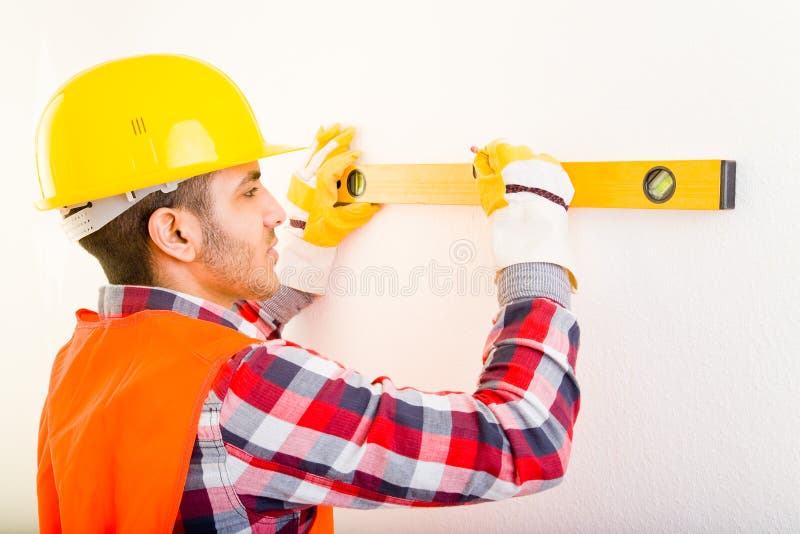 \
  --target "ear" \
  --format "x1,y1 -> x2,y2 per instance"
147,207 -> 200,263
